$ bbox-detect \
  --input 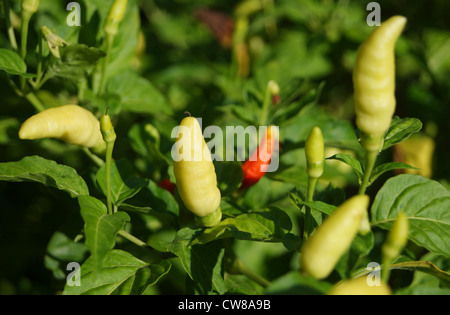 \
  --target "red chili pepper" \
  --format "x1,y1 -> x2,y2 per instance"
158,179 -> 176,195
239,126 -> 278,190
